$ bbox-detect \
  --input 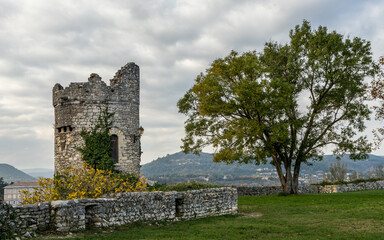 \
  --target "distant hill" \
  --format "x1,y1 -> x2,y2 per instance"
141,152 -> 384,185
0,164 -> 37,183
301,154 -> 384,173
22,168 -> 54,178
141,152 -> 259,177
